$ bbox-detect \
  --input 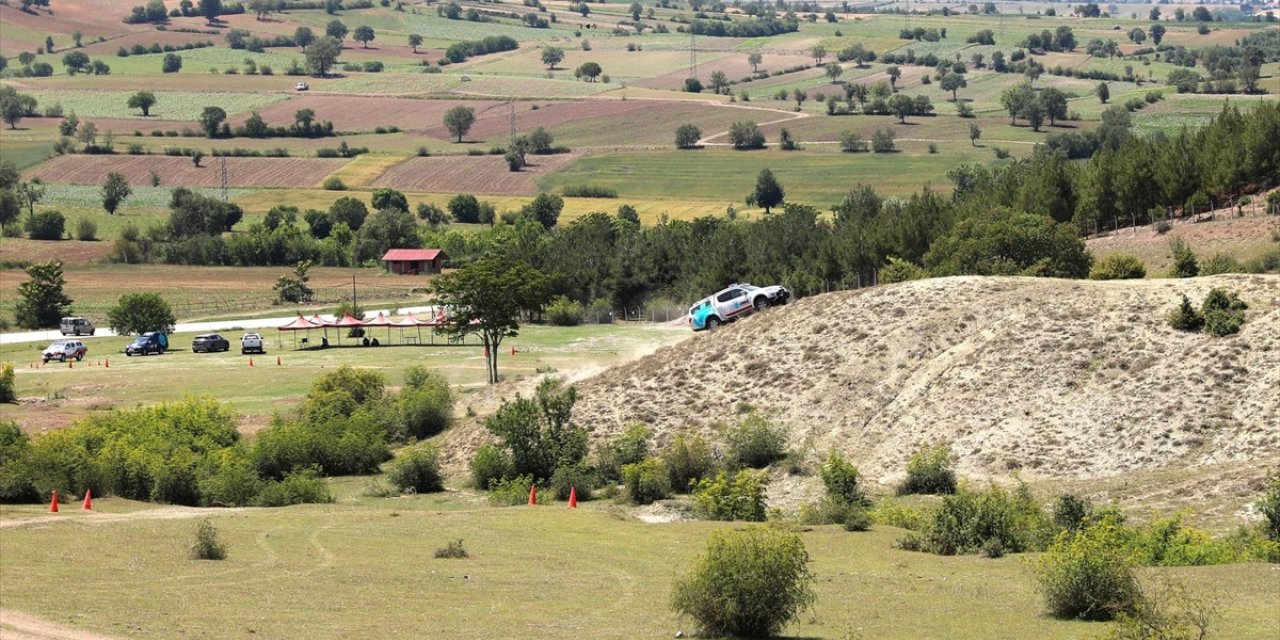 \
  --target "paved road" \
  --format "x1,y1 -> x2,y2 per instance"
0,305 -> 441,346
